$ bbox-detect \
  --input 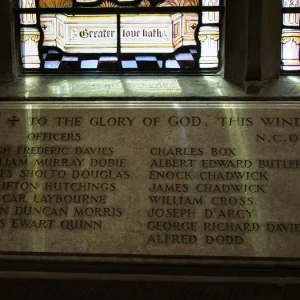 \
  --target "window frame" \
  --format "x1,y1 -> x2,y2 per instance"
14,0 -> 225,75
